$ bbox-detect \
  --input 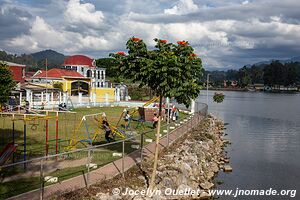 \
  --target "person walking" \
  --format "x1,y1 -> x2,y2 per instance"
102,120 -> 113,142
